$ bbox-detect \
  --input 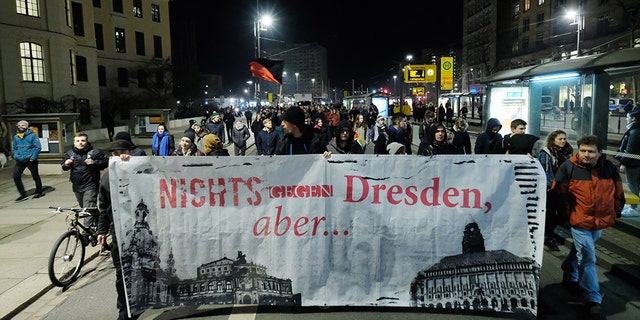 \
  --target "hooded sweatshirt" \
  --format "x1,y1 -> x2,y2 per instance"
474,118 -> 503,154
326,120 -> 364,154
